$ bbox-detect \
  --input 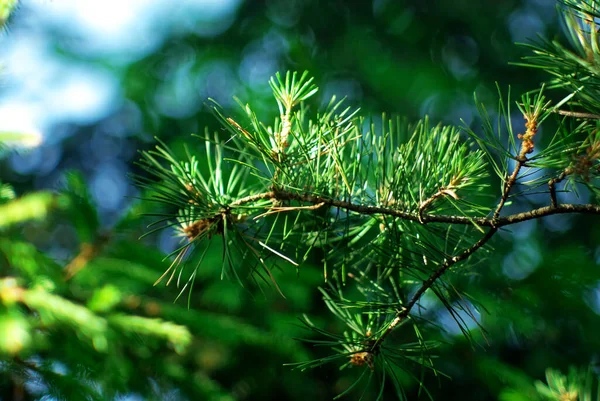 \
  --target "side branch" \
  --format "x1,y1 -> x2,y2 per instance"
548,168 -> 573,208
493,159 -> 523,222
371,228 -> 497,350
371,149 -> 525,349
555,109 -> 600,120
